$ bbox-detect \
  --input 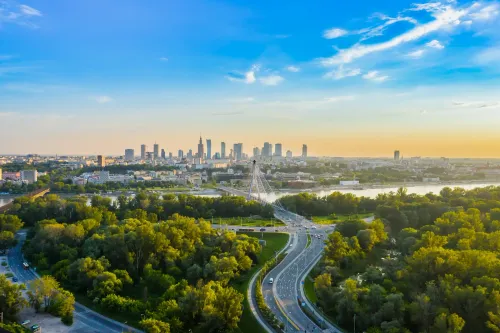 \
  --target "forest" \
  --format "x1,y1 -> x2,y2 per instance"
309,185 -> 500,333
4,192 -> 273,333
